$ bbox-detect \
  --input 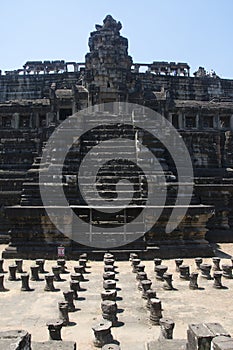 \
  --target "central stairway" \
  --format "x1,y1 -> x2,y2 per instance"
3,107 -> 214,258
